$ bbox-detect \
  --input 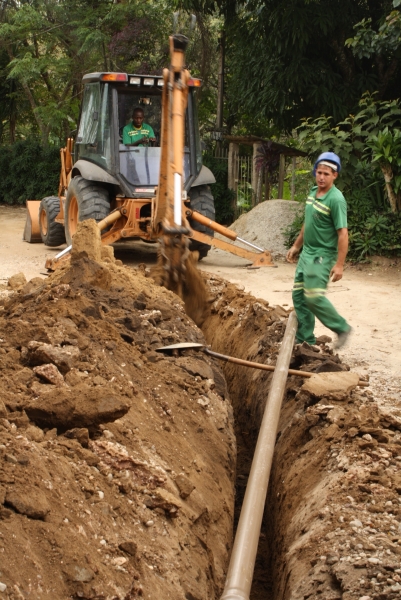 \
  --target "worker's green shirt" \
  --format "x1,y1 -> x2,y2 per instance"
122,122 -> 155,146
303,184 -> 347,256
